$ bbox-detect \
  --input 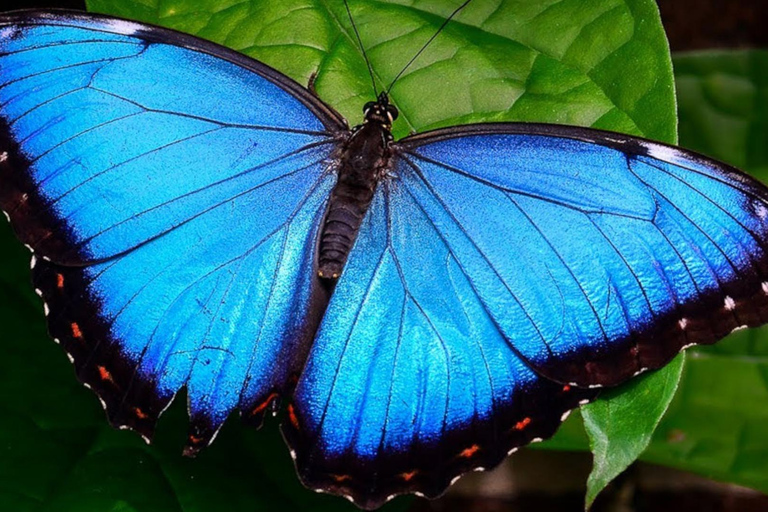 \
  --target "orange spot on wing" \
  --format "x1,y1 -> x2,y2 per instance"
97,365 -> 114,384
331,474 -> 351,483
400,470 -> 418,482
459,444 -> 480,458
514,417 -> 532,431
287,403 -> 299,429
562,384 -> 571,392
56,273 -> 65,289
134,407 -> 149,420
188,434 -> 203,445
71,322 -> 83,338
250,392 -> 278,417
